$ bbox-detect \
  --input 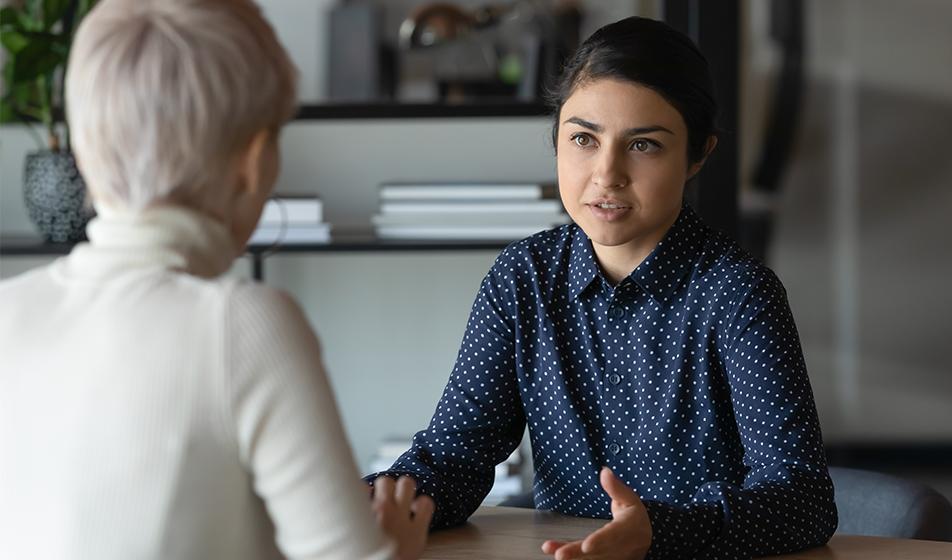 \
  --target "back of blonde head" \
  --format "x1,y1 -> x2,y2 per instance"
66,0 -> 297,212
